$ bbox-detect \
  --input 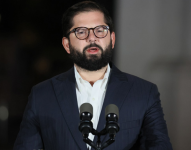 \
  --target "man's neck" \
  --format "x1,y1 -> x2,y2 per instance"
74,64 -> 108,86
